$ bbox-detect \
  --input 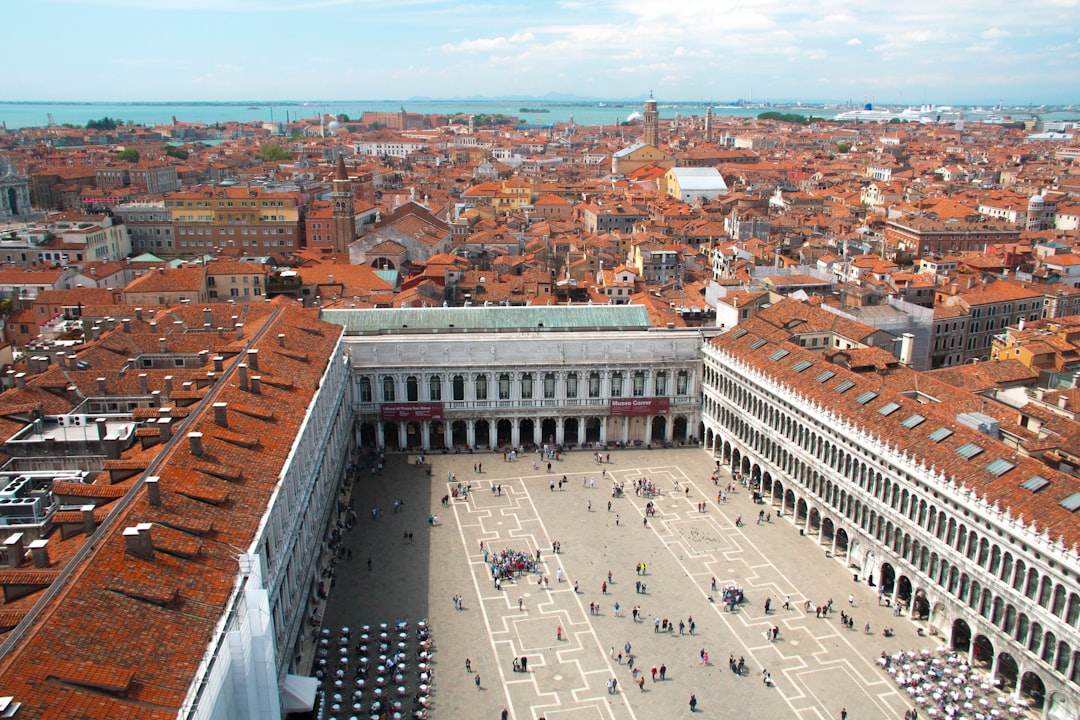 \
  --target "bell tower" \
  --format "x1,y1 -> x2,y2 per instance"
643,92 -> 659,147
330,154 -> 354,254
